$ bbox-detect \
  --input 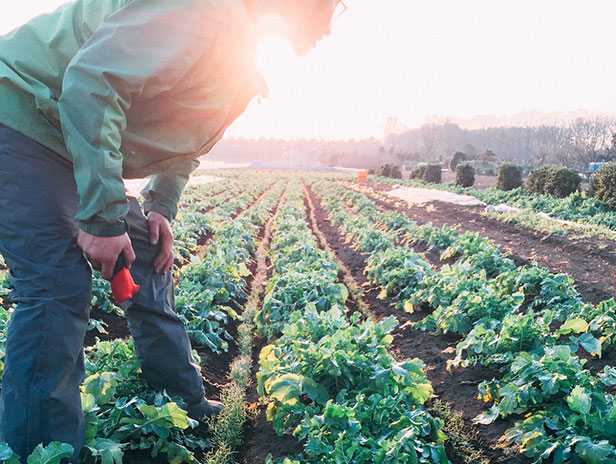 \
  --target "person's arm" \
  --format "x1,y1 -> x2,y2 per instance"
141,158 -> 201,274
58,0 -> 219,277
141,157 -> 201,222
58,0 -> 217,237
